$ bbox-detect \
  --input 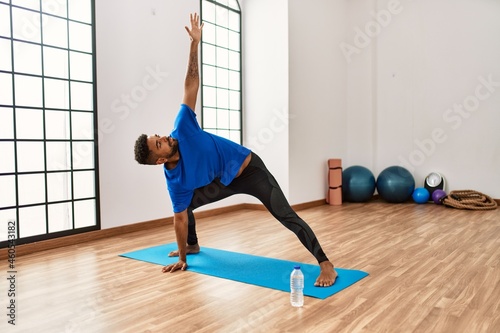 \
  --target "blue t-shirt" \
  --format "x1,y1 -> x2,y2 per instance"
164,104 -> 251,213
